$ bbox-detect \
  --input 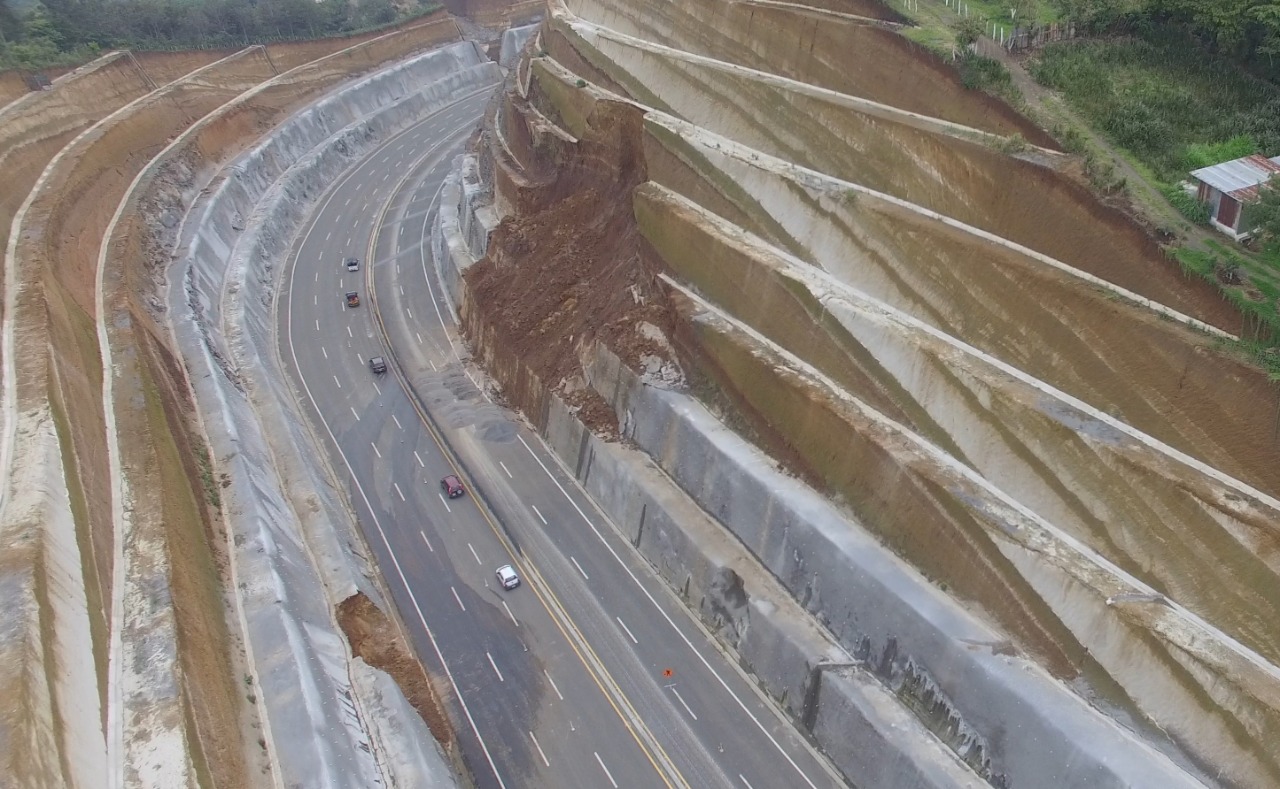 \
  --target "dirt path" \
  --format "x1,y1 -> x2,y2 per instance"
983,42 -> 1227,254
